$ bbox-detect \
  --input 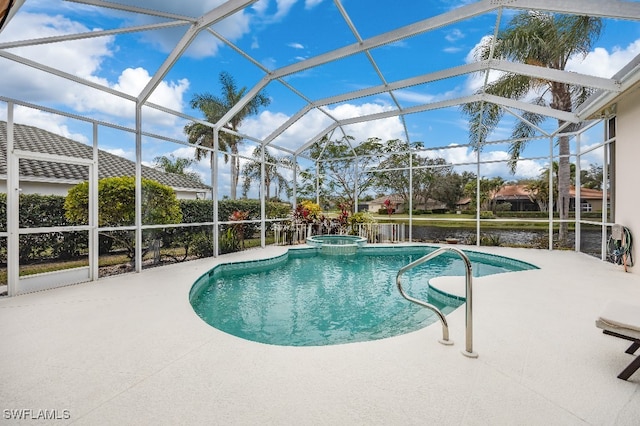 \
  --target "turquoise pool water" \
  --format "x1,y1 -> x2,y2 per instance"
190,246 -> 537,346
